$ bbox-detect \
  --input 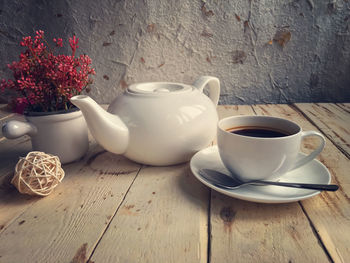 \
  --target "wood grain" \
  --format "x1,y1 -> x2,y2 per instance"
211,196 -> 330,263
90,164 -> 210,263
294,103 -> 350,158
0,104 -> 349,263
253,104 -> 350,263
210,105 -> 329,263
0,148 -> 142,262
217,105 -> 255,119
0,106 -> 103,235
335,103 -> 350,114
0,103 -> 141,261
0,129 -> 33,232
